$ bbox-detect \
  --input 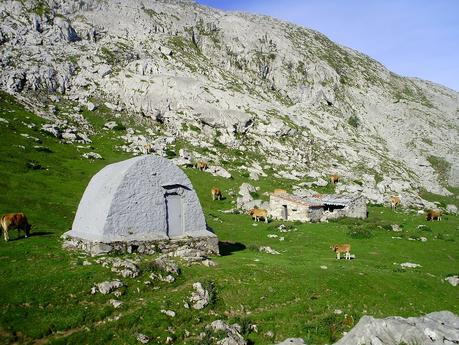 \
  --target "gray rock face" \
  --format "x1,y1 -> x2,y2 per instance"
0,0 -> 458,204
333,311 -> 459,345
